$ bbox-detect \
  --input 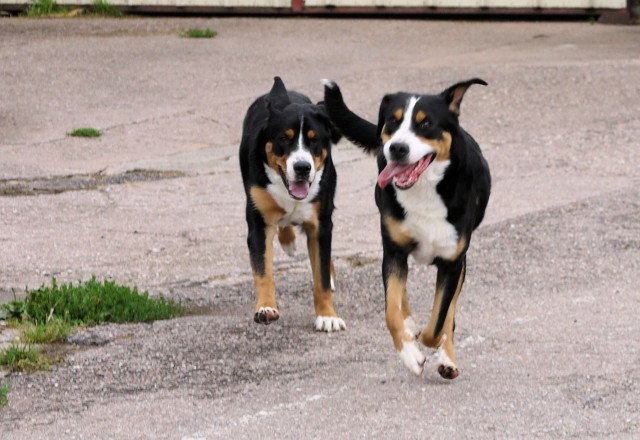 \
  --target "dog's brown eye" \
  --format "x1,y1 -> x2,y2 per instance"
419,119 -> 432,129
280,136 -> 291,145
